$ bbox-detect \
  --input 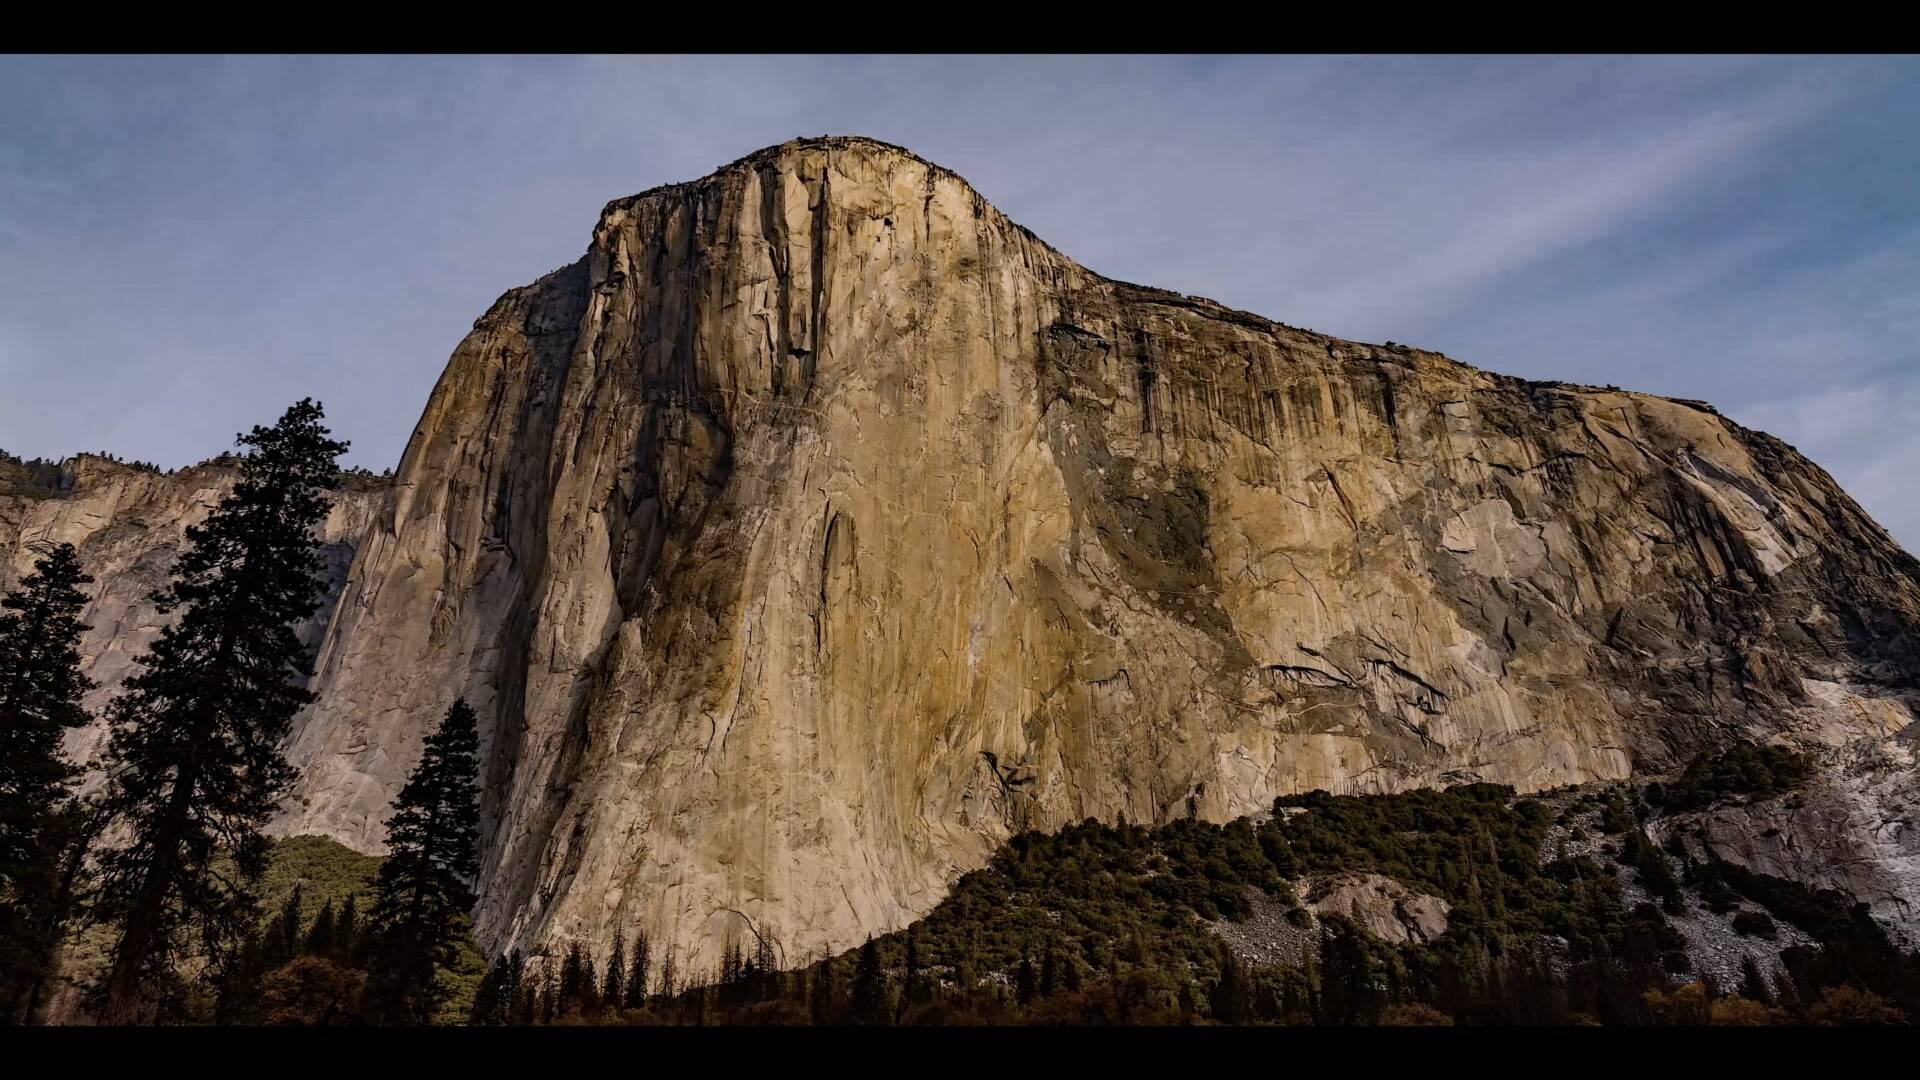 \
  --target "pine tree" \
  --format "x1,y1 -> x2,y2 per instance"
811,952 -> 838,1024
303,899 -> 336,959
899,927 -> 923,1020
504,950 -> 526,1024
334,894 -> 360,963
850,935 -> 889,1025
1210,944 -> 1251,1024
361,699 -> 481,1024
559,941 -> 586,1007
0,542 -> 95,1023
266,884 -> 305,969
538,958 -> 558,1025
12,804 -> 100,1025
658,948 -> 677,1001
213,928 -> 270,1025
602,929 -> 626,1008
92,401 -> 346,1023
472,954 -> 511,1025
623,930 -> 650,1008
1015,954 -> 1038,1006
789,963 -> 811,1013
557,940 -> 598,1015
512,952 -> 536,1026
752,933 -> 778,1002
